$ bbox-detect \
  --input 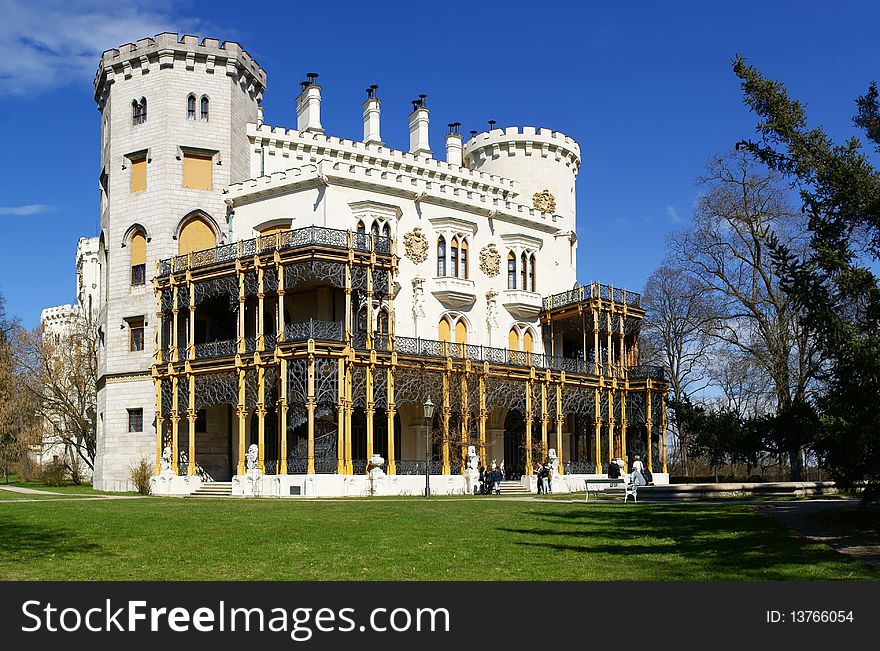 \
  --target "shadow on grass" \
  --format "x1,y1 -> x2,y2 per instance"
0,519 -> 103,561
498,505 -> 878,579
